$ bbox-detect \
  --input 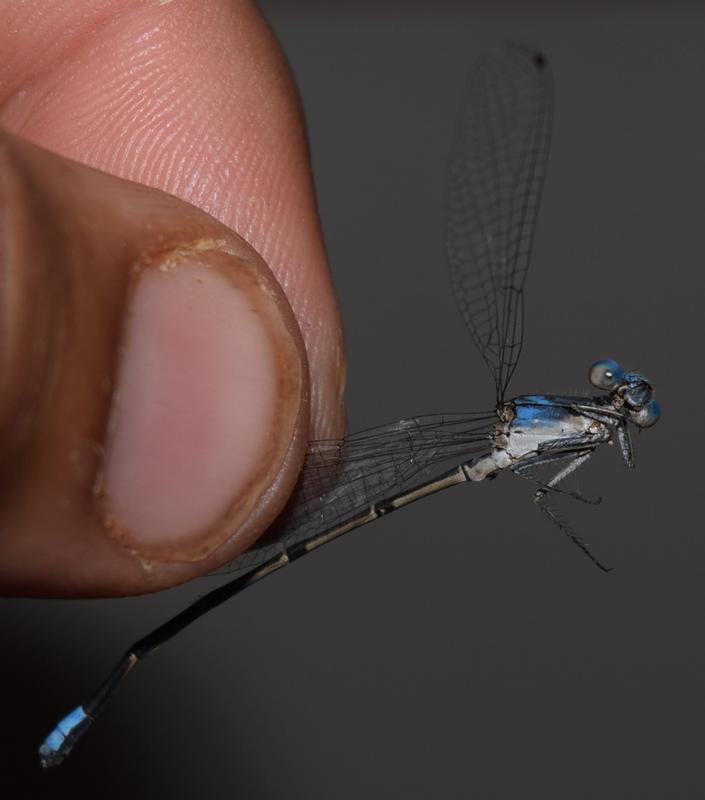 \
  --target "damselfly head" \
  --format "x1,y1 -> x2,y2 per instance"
589,359 -> 660,428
